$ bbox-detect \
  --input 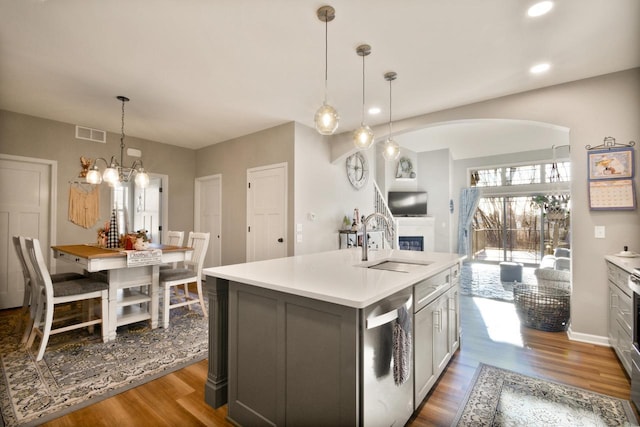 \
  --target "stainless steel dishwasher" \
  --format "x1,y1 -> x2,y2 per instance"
361,287 -> 414,427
